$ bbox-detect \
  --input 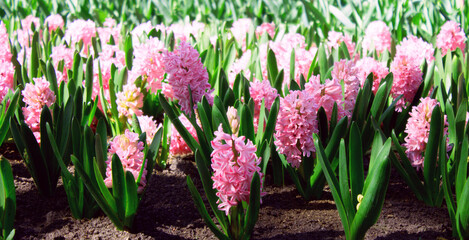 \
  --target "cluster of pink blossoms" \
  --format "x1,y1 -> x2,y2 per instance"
170,115 -> 199,156
104,130 -> 147,192
0,23 -> 14,102
436,21 -> 466,56
396,35 -> 434,66
21,77 -> 56,143
391,51 -> 423,111
305,75 -> 348,121
133,38 -> 166,93
362,20 -> 392,55
116,83 -> 144,120
231,18 -> 254,51
249,79 -> 279,129
256,23 -> 275,39
163,41 -> 213,116
403,97 -> 448,169
274,90 -> 318,168
65,19 -> 96,54
138,115 -> 161,145
44,14 -> 64,32
355,57 -> 389,94
331,60 -> 360,115
50,44 -> 74,83
327,31 -> 356,59
211,125 -> 264,216
98,18 -> 122,45
228,50 -> 252,86
16,15 -> 40,47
